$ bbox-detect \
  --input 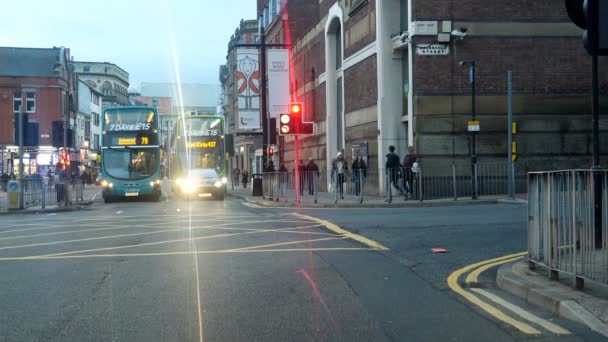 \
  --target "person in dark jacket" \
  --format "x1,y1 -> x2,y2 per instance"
352,155 -> 367,196
385,145 -> 402,195
403,145 -> 417,197
241,170 -> 249,189
305,157 -> 320,195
